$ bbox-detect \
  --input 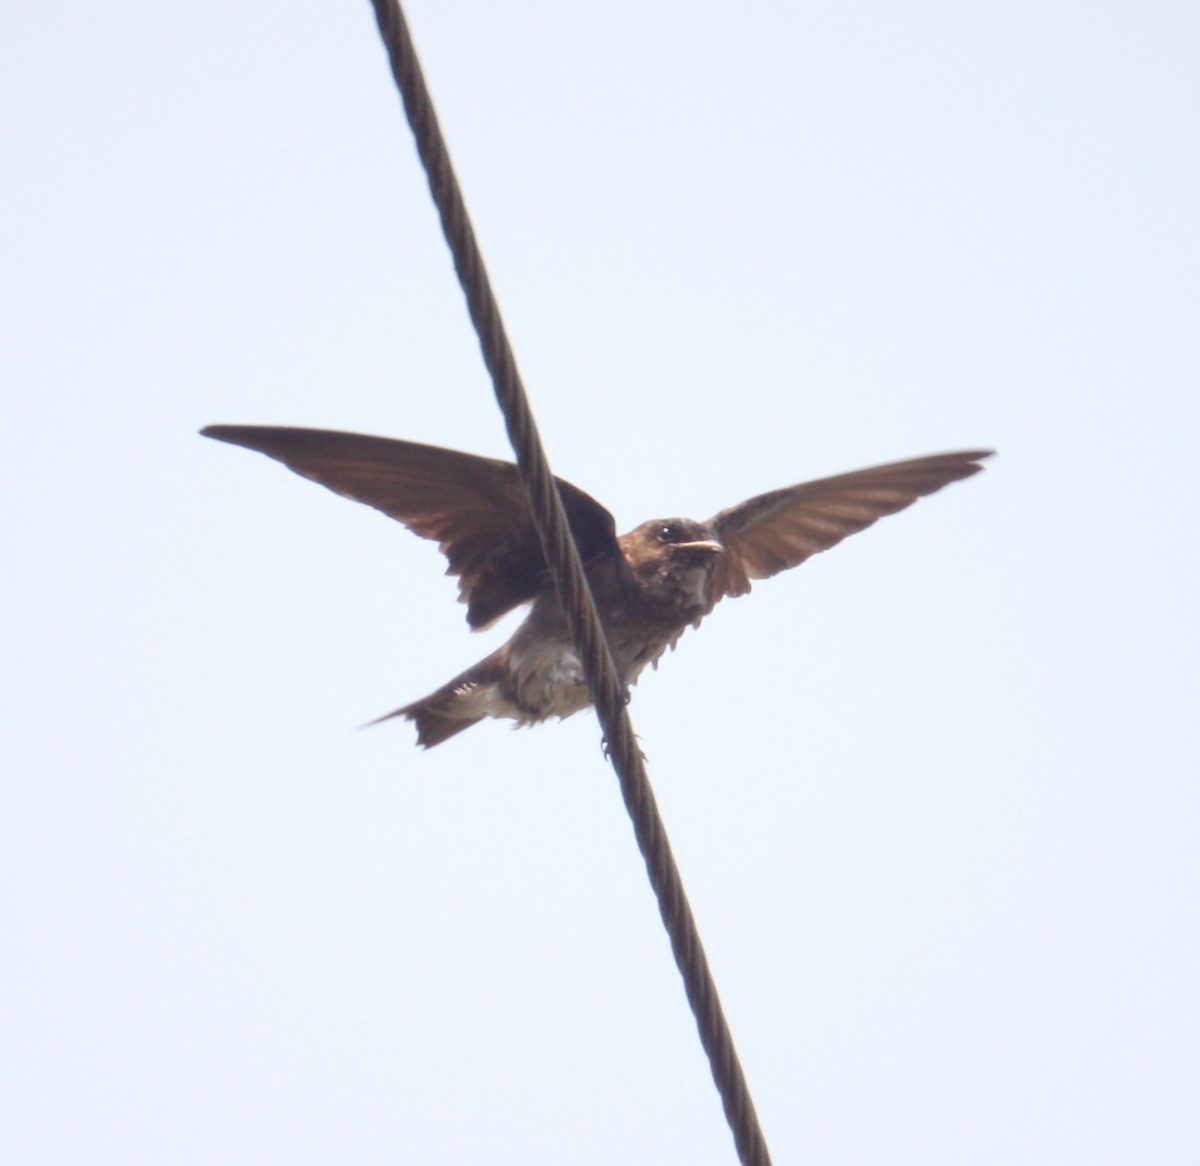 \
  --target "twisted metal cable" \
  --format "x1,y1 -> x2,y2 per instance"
368,5 -> 772,1163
